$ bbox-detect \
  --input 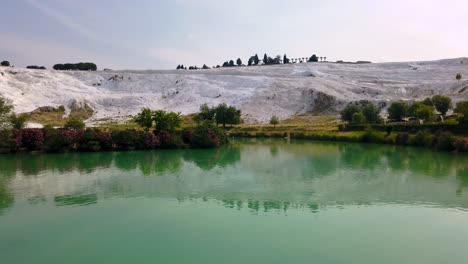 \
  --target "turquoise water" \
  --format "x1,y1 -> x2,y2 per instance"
1,139 -> 468,264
